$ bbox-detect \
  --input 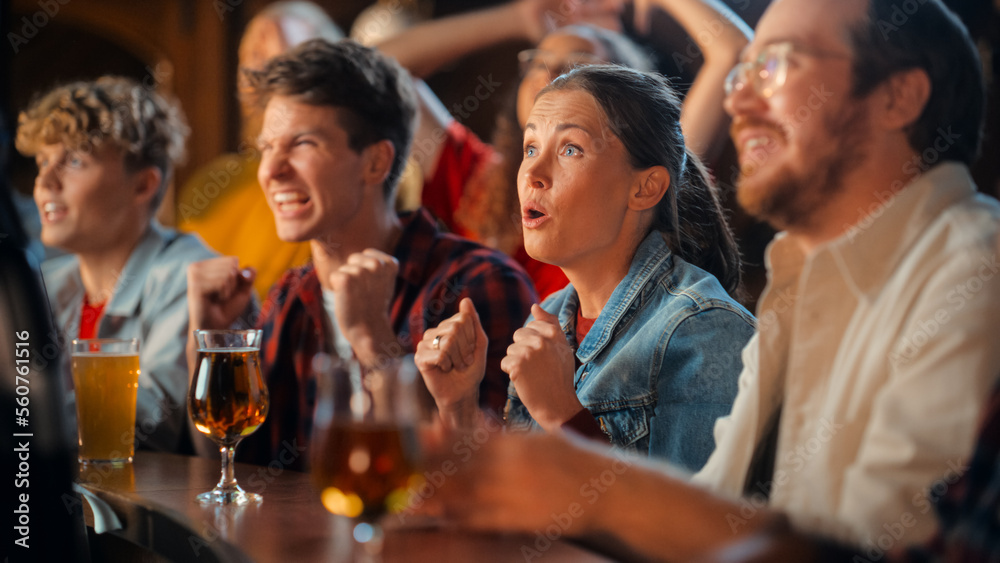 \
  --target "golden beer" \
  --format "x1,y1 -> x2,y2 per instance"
189,348 -> 269,445
71,351 -> 140,464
